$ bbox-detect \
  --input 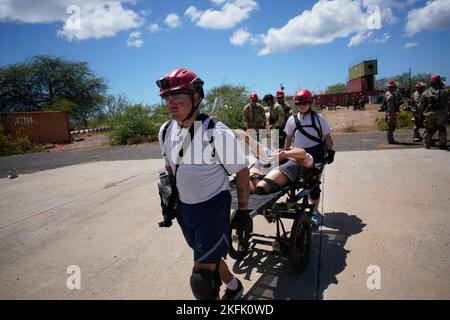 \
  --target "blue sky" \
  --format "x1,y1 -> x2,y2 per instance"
1,0 -> 450,105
